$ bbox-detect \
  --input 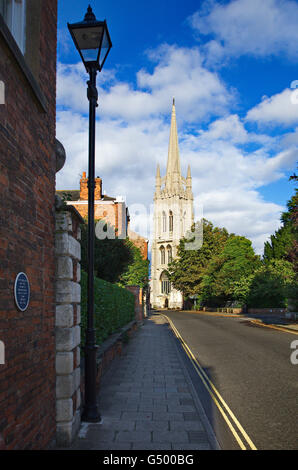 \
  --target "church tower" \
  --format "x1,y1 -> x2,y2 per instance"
150,99 -> 194,309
